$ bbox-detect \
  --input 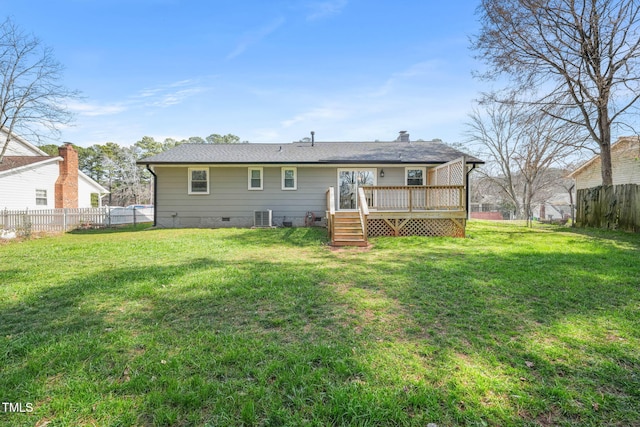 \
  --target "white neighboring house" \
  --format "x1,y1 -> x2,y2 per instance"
532,192 -> 573,221
569,136 -> 640,189
0,130 -> 108,210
